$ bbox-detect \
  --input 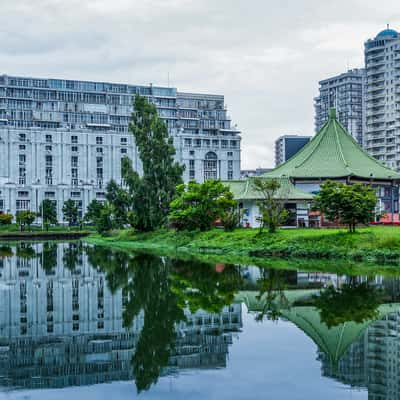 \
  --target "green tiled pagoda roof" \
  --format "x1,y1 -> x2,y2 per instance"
265,109 -> 400,181
224,177 -> 313,201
